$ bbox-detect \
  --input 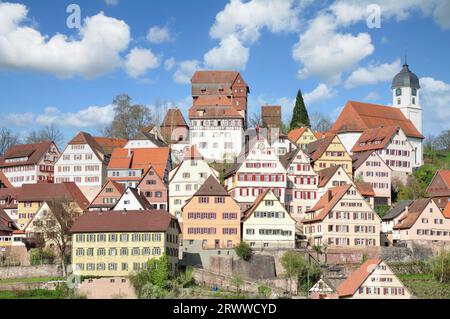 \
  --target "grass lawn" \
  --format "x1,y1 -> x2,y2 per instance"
0,289 -> 64,299
398,274 -> 450,299
0,277 -> 65,285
